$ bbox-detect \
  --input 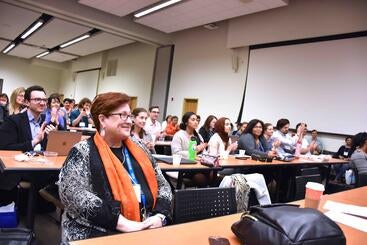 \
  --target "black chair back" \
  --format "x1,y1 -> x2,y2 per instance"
356,170 -> 367,187
173,187 -> 236,224
294,174 -> 322,200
